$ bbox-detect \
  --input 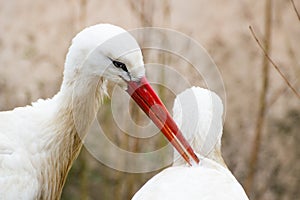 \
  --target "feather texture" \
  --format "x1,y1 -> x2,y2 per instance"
132,87 -> 249,200
0,23 -> 144,199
